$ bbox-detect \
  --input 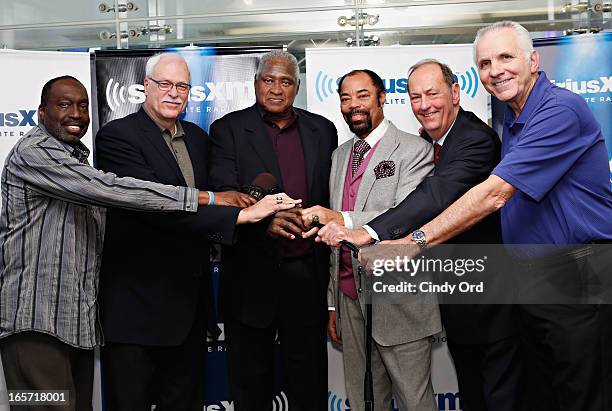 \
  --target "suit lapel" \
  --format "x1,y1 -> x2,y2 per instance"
331,142 -> 352,209
244,105 -> 283,186
354,123 -> 400,211
136,108 -> 186,185
297,112 -> 320,196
